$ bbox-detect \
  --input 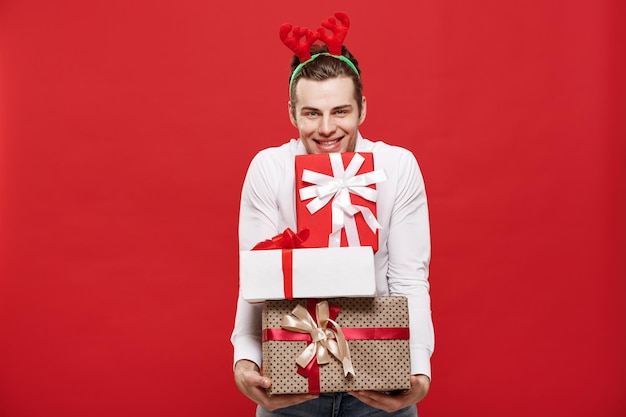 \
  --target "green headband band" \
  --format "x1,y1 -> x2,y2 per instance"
289,53 -> 360,95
